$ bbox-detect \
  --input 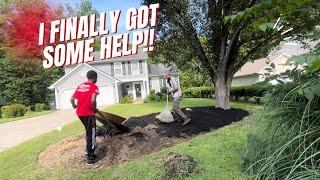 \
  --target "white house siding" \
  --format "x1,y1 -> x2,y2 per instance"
150,77 -> 161,92
149,74 -> 180,92
93,63 -> 112,75
53,55 -> 180,108
54,65 -> 118,109
232,74 -> 260,86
